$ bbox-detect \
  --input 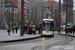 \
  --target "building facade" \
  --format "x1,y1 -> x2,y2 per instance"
47,0 -> 58,18
27,0 -> 47,24
5,1 -> 18,27
63,0 -> 73,23
5,0 -> 18,6
0,0 -> 5,29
